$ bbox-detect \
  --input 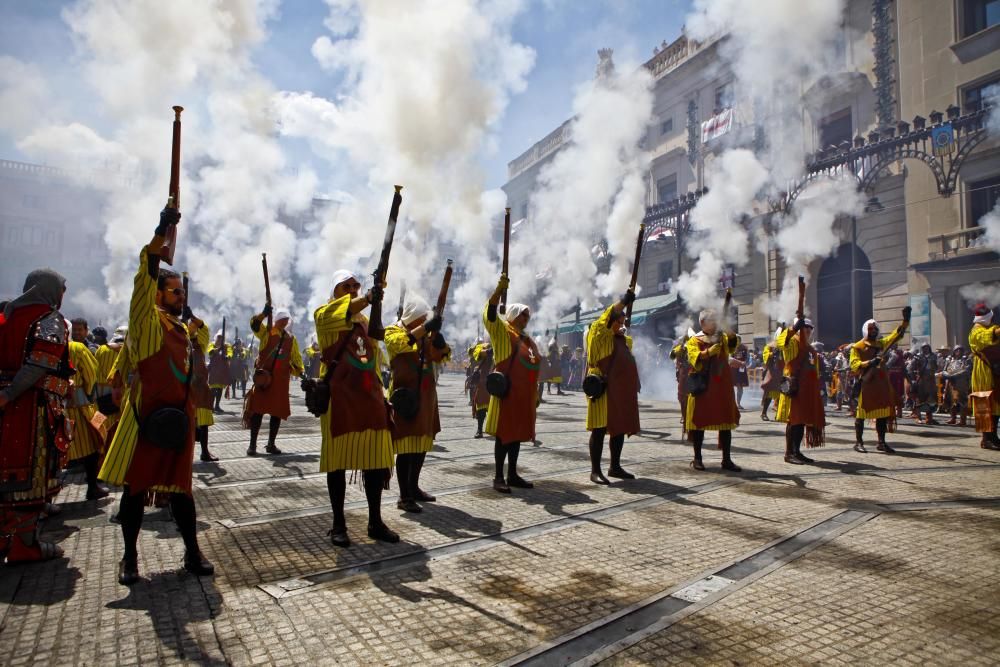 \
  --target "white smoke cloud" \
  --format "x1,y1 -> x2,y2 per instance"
3,0 -> 316,329
672,0 -> 863,324
524,61 -> 654,329
959,201 -> 1000,307
673,149 -> 769,312
766,175 -> 864,320
275,0 -> 535,341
